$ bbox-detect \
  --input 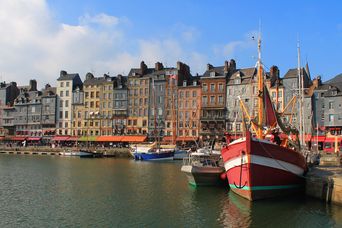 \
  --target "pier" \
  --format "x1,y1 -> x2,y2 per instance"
0,147 -> 131,158
306,154 -> 342,206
